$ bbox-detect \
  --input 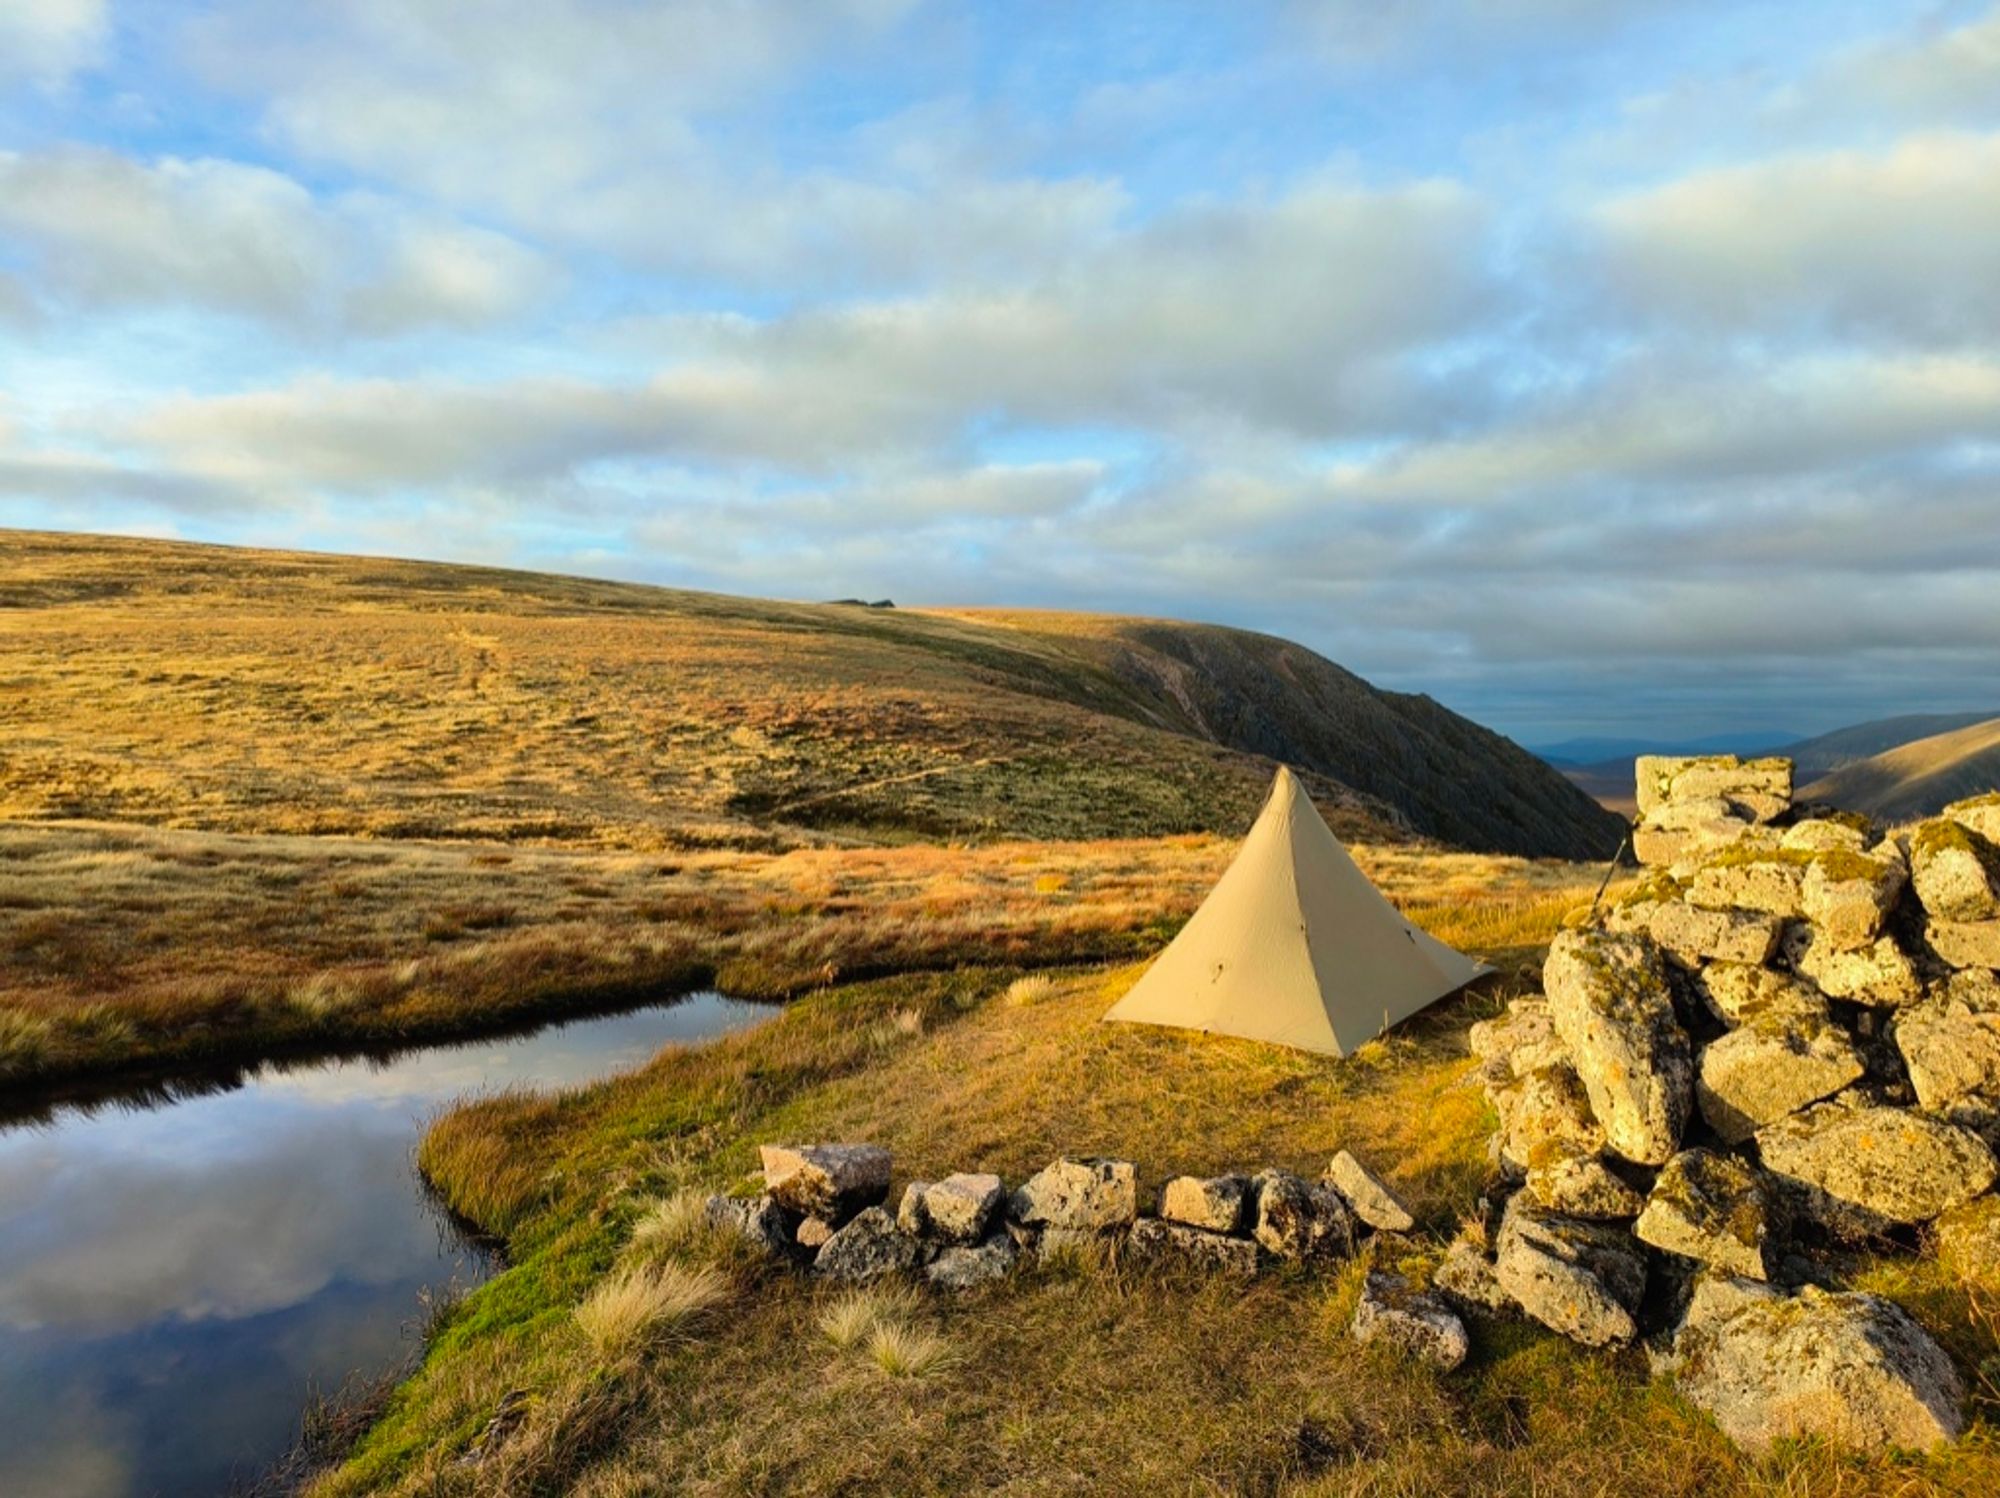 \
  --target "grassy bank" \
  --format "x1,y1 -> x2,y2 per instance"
307,887 -> 1998,1498
0,820 -> 1589,1089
